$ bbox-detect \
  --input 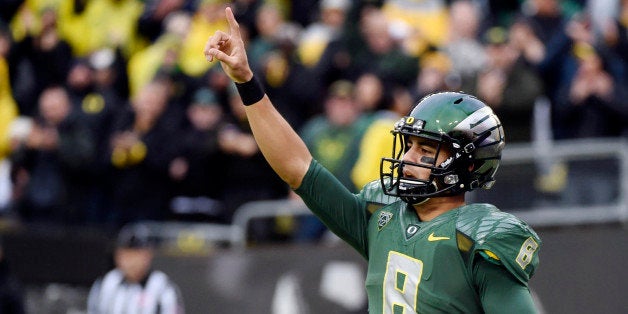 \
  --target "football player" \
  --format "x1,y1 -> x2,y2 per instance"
205,7 -> 541,313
